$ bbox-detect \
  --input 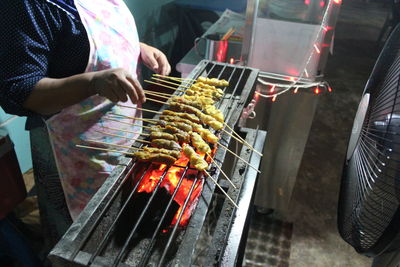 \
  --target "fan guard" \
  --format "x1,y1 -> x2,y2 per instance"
338,24 -> 400,257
